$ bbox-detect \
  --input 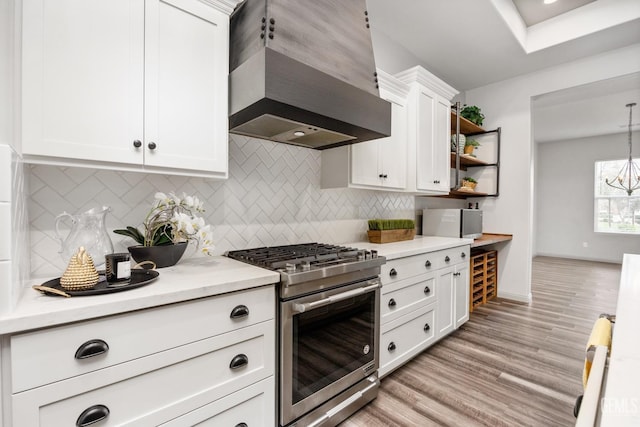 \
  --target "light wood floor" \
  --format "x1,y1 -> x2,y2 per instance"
341,256 -> 621,427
